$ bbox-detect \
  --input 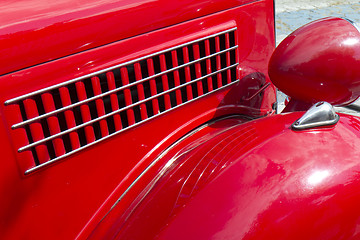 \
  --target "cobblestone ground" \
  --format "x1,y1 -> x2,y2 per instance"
275,0 -> 360,115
